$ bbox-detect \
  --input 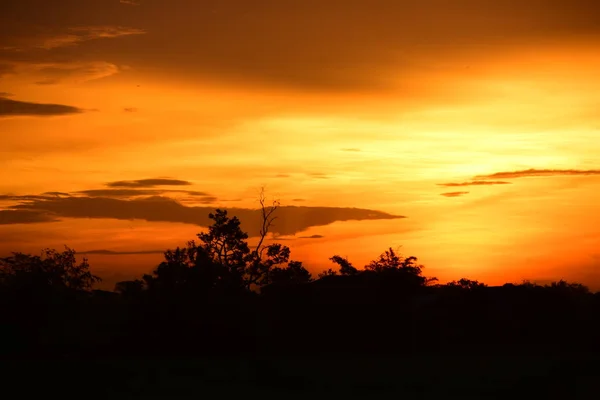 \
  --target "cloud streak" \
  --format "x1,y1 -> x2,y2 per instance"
298,234 -> 325,239
474,169 -> 600,180
0,210 -> 58,225
37,26 -> 146,50
2,195 -> 405,235
0,96 -> 83,117
106,178 -> 193,188
441,191 -> 469,197
438,181 -> 512,187
80,249 -> 164,255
